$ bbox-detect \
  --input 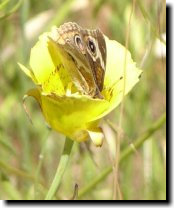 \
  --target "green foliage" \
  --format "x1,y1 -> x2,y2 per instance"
0,0 -> 166,200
